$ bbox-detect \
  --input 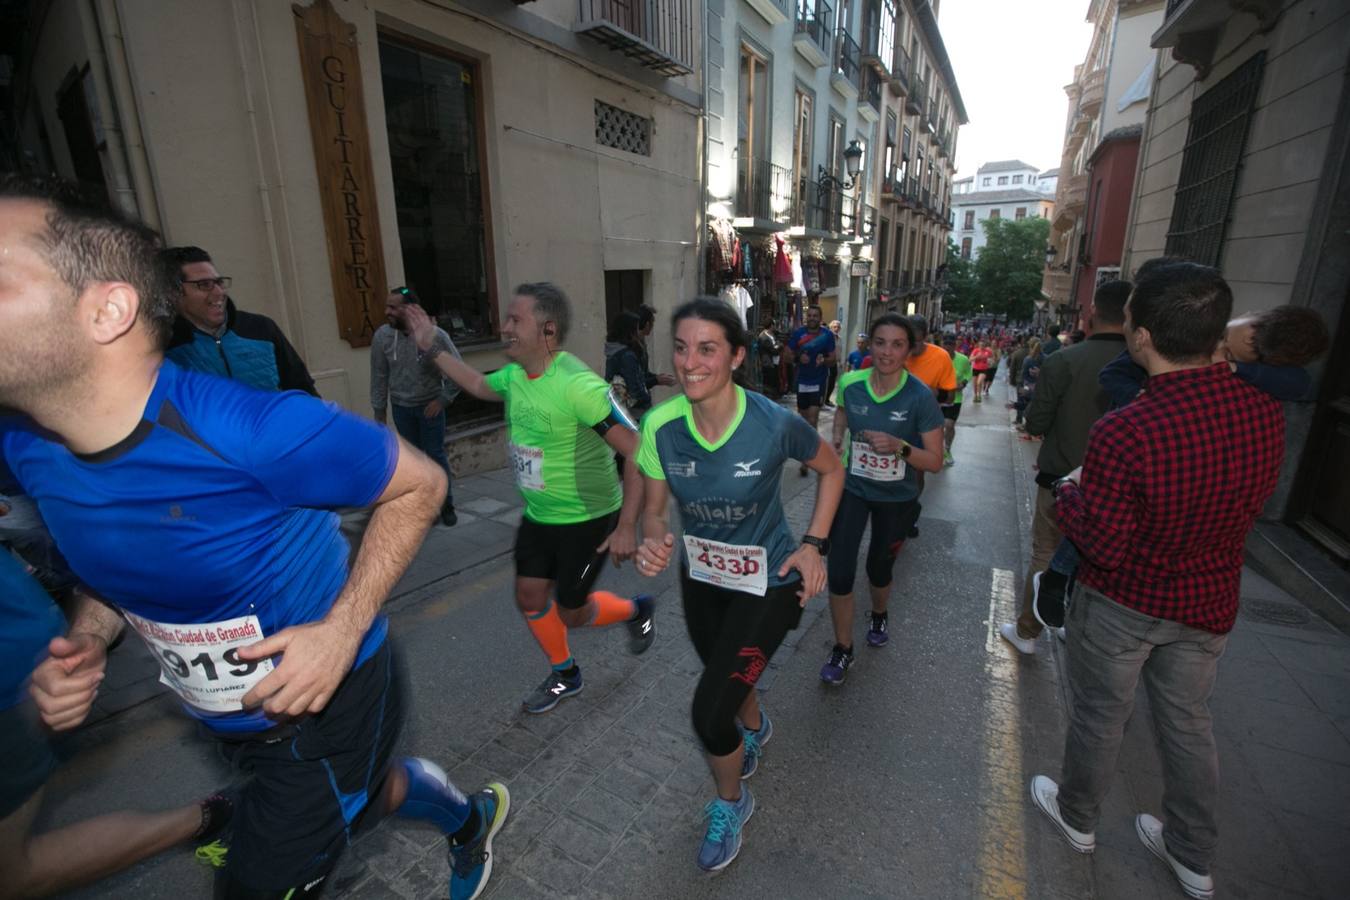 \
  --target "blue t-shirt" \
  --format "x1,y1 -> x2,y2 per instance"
835,370 -> 945,502
0,550 -> 64,709
0,361 -> 399,732
637,388 -> 820,591
788,327 -> 836,392
846,349 -> 866,371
